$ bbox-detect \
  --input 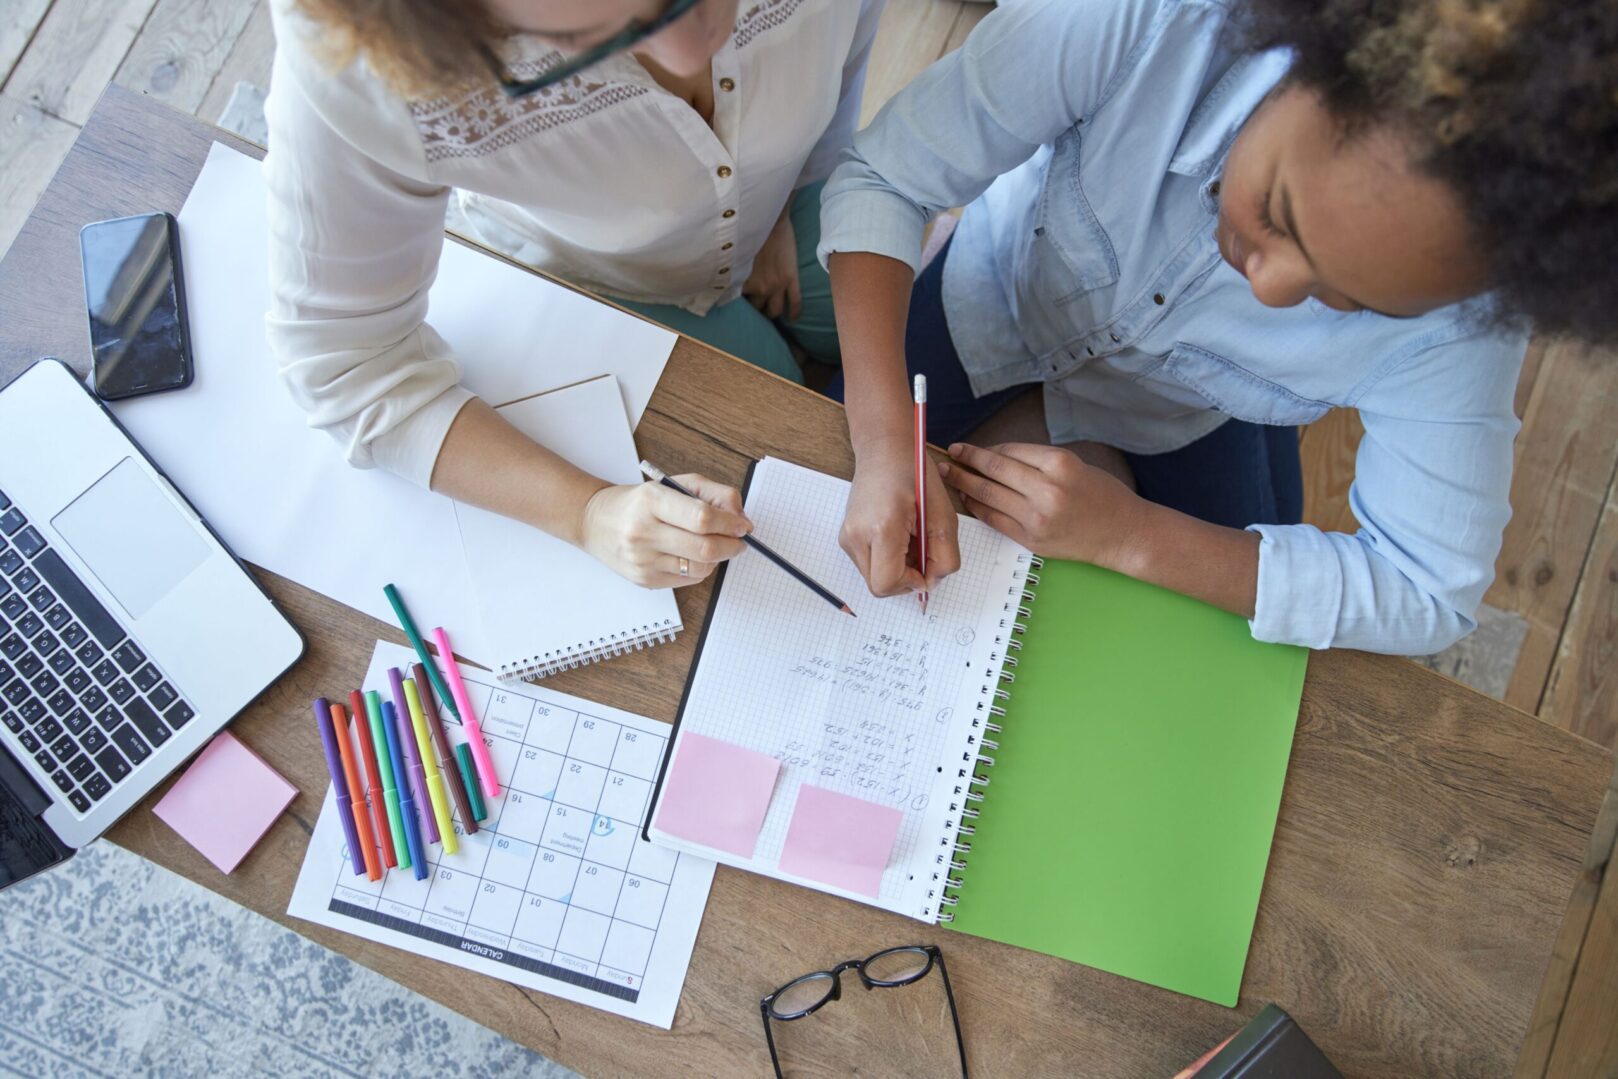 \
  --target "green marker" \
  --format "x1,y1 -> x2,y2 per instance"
366,690 -> 411,870
456,743 -> 487,822
382,582 -> 461,722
